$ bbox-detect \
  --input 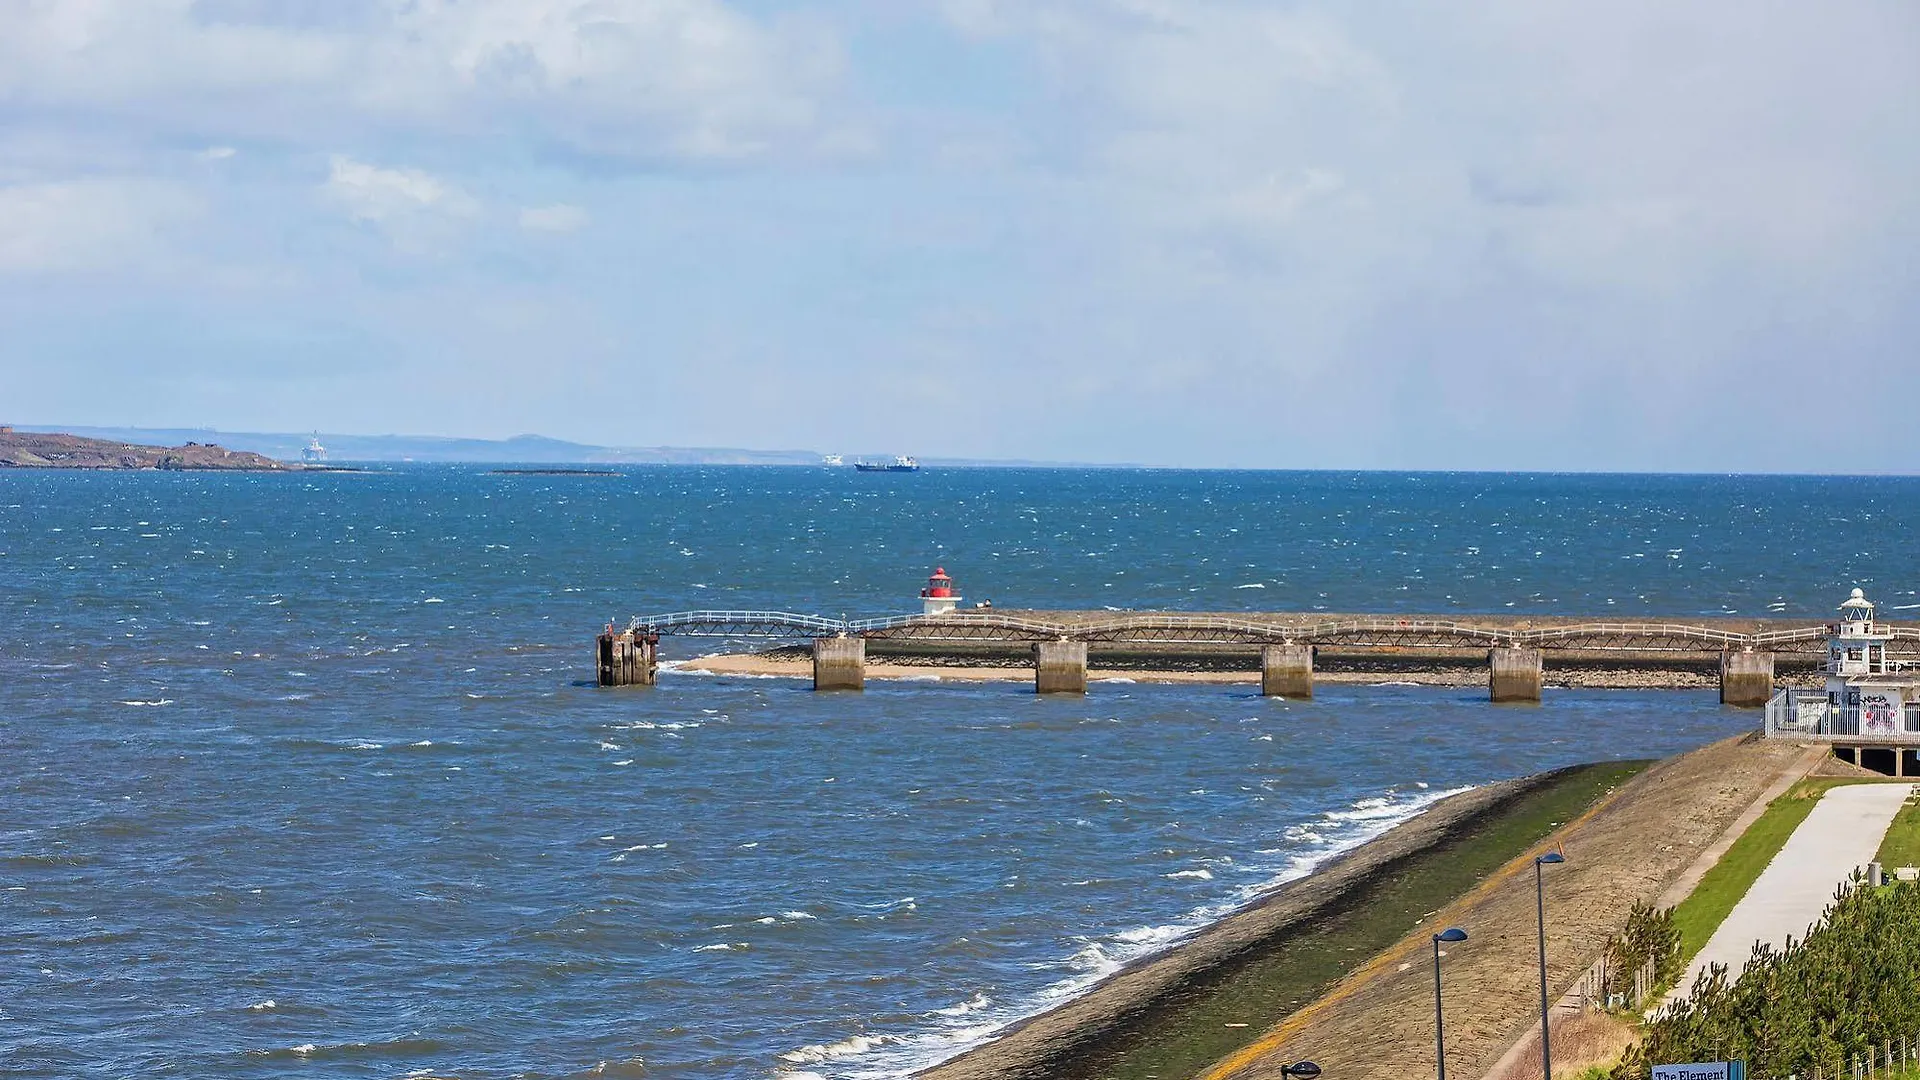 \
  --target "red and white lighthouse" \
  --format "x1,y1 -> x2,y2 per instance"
920,567 -> 962,616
